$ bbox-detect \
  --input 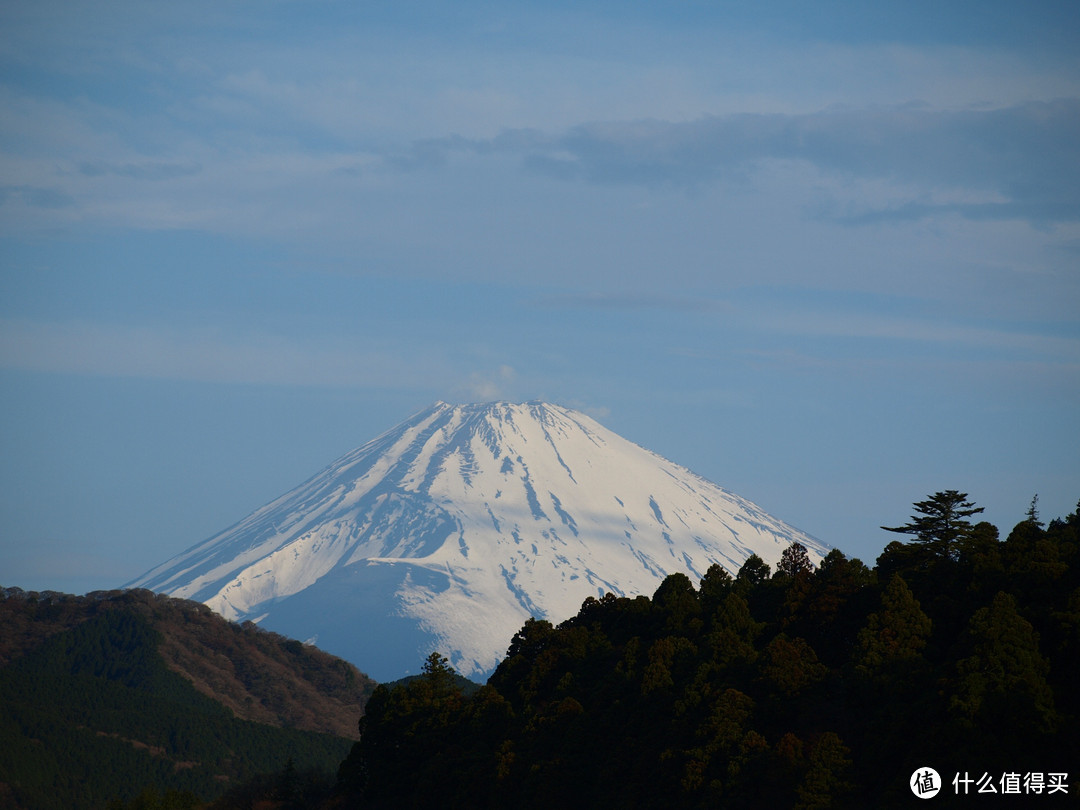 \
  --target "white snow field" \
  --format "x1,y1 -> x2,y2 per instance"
128,402 -> 828,680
